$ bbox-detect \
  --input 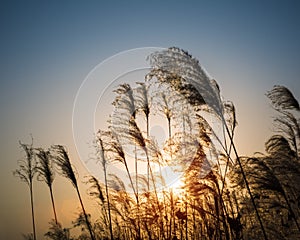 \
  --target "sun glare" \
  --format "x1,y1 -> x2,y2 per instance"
168,177 -> 185,195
